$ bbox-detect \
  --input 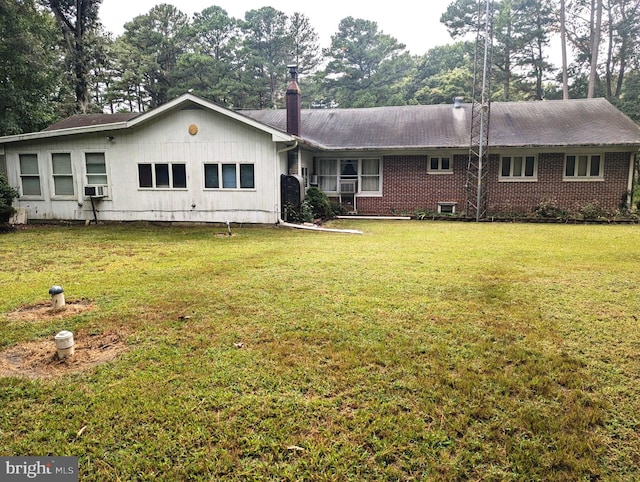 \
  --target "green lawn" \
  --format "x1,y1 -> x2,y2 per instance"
1,221 -> 639,481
